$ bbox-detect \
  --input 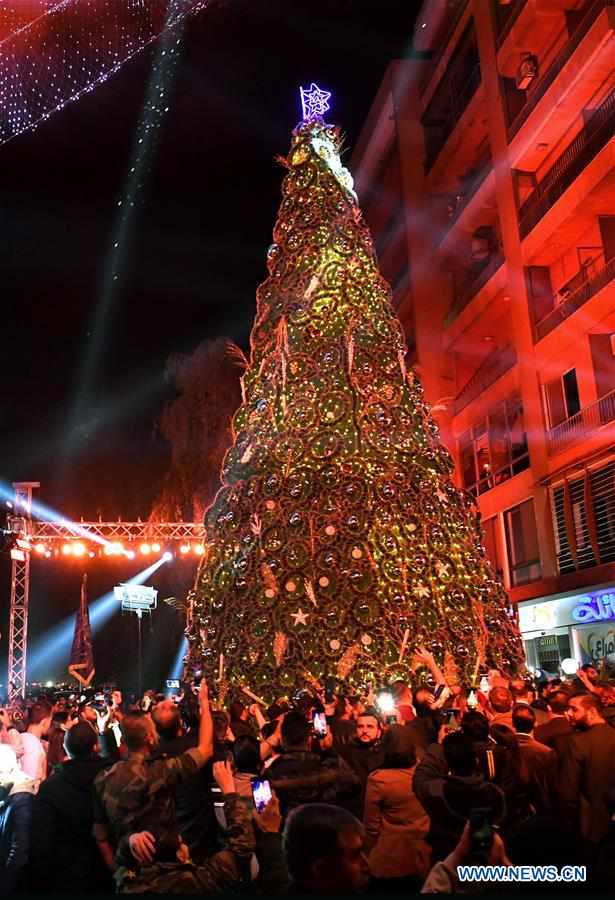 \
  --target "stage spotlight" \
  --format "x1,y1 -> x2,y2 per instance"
140,543 -> 151,555
163,551 -> 173,561
127,550 -> 136,560
152,542 -> 161,553
0,482 -> 128,556
73,542 -> 86,557
180,544 -> 190,555
62,543 -> 72,555
194,544 -> 204,555
35,543 -> 46,554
